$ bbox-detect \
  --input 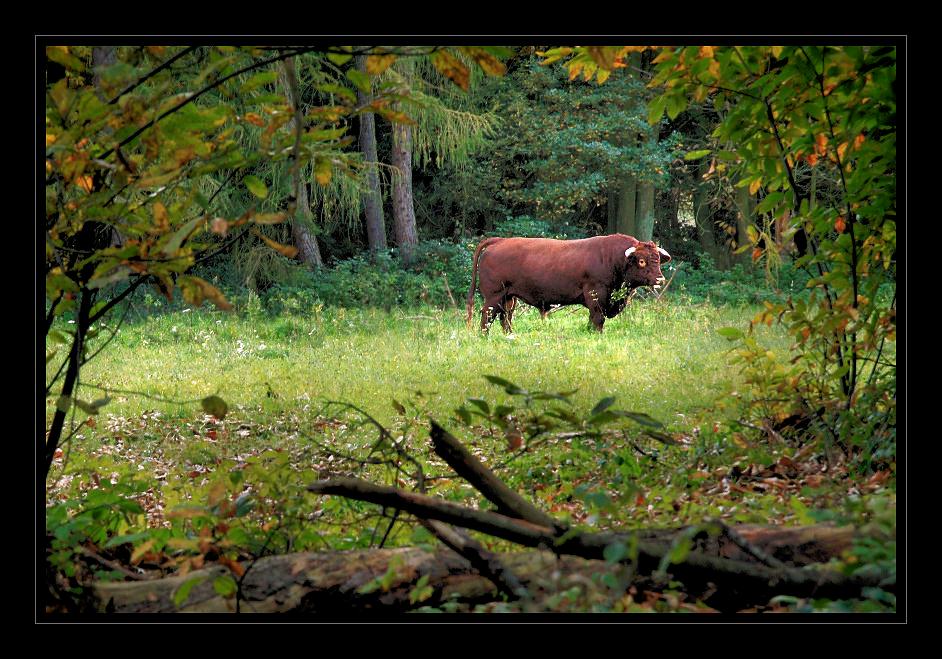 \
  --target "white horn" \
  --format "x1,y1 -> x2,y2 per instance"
658,247 -> 671,259
624,246 -> 637,258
